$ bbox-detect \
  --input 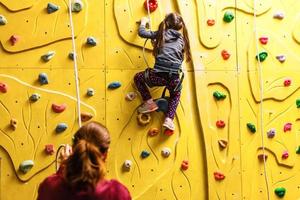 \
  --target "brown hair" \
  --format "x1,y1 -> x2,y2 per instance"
63,121 -> 110,190
153,13 -> 192,62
